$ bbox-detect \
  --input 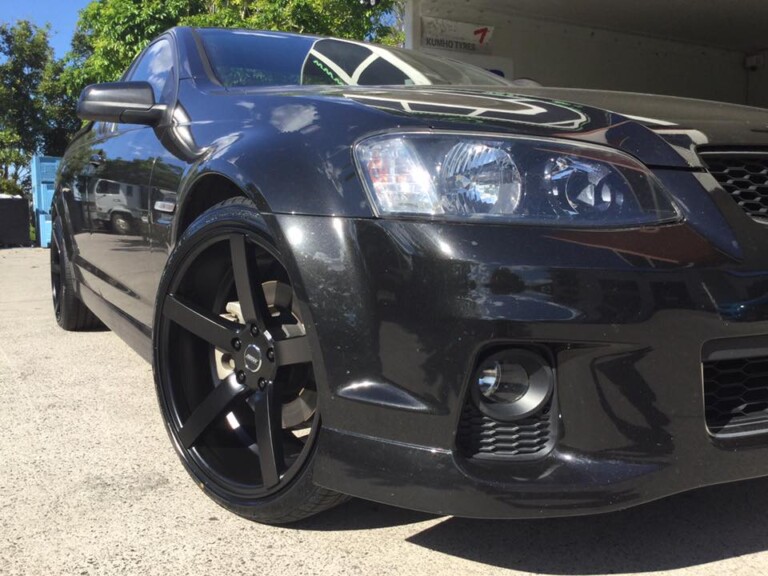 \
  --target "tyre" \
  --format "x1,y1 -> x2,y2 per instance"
153,197 -> 347,524
111,212 -> 132,235
51,216 -> 103,331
